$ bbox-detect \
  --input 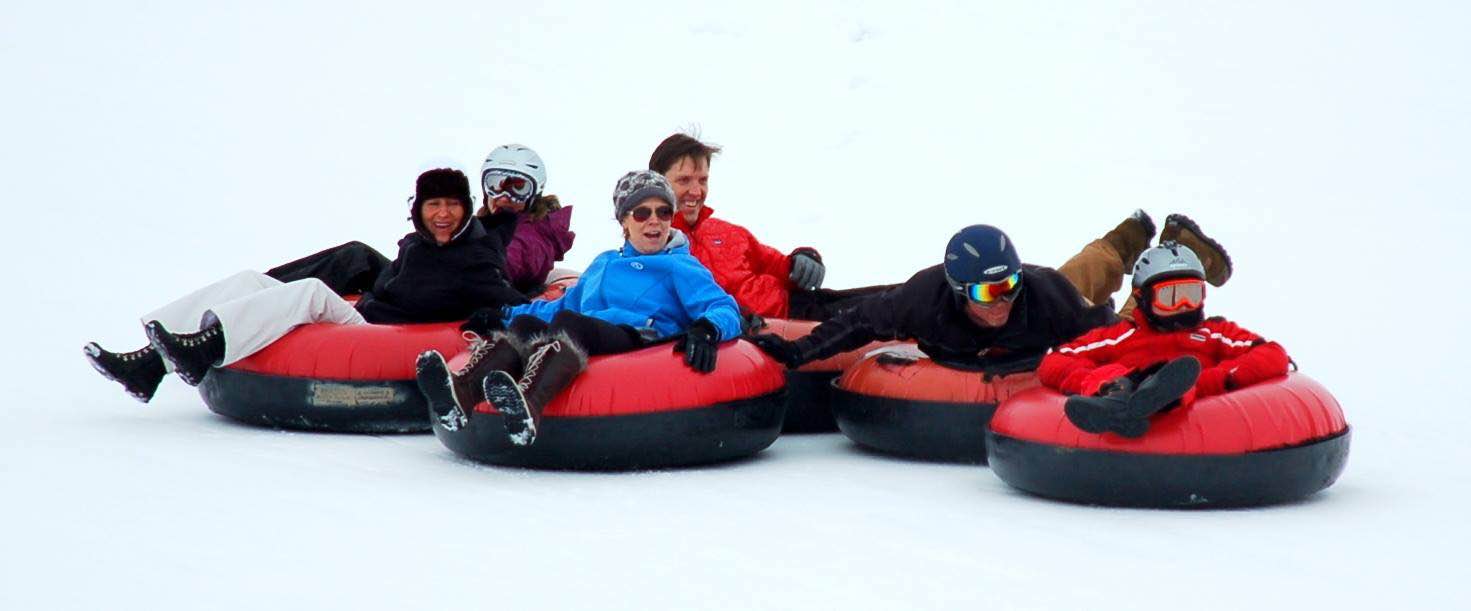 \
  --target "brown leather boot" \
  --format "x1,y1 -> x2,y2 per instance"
1101,209 -> 1157,269
482,331 -> 588,446
415,331 -> 524,431
1160,214 -> 1233,287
